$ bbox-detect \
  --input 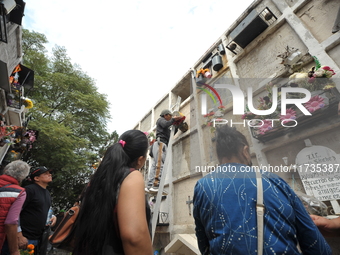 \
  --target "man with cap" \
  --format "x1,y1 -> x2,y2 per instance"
146,109 -> 181,192
17,167 -> 56,255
